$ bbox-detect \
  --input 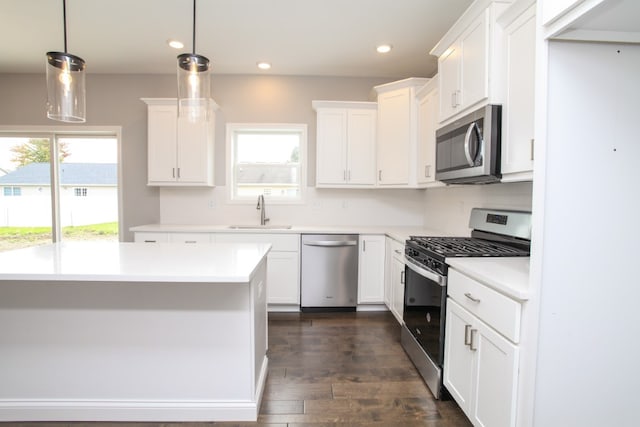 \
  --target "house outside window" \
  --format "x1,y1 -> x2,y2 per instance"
3,186 -> 21,196
74,187 -> 88,197
226,123 -> 307,203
